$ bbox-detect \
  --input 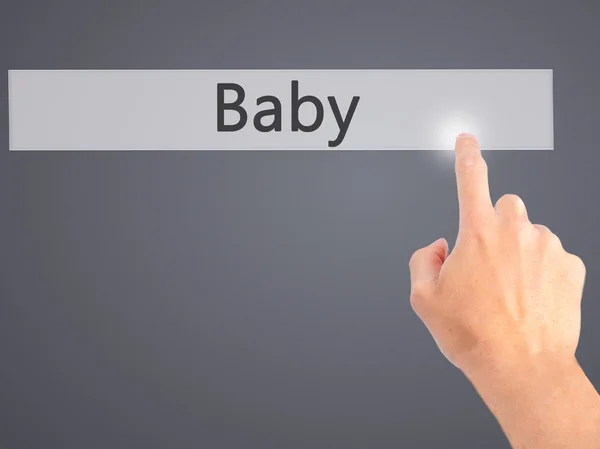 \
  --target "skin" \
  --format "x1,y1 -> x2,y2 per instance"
409,133 -> 600,448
